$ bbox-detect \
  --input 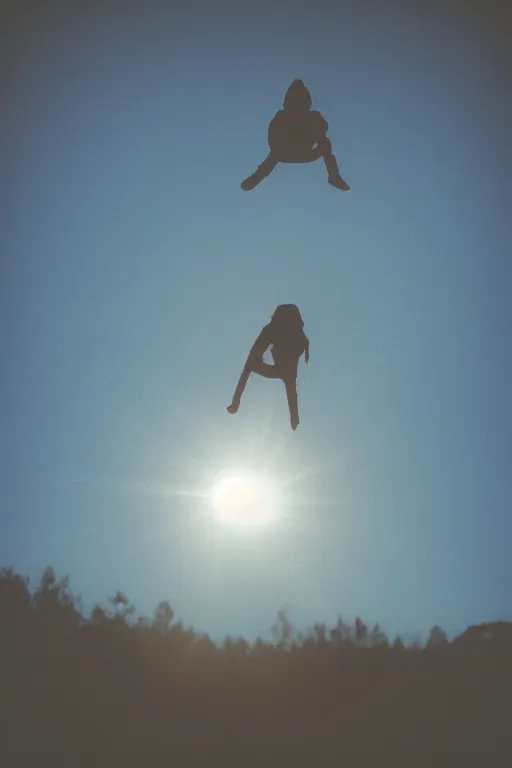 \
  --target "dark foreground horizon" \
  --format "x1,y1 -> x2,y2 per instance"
1,565 -> 509,761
